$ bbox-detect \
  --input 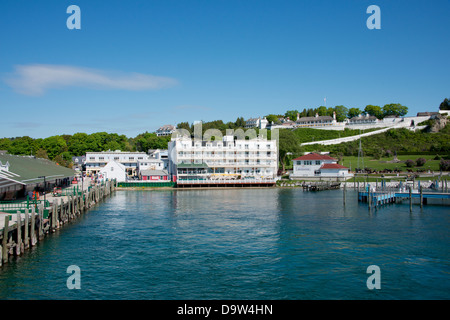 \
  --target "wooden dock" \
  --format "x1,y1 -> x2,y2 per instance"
0,180 -> 116,267
302,181 -> 341,191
